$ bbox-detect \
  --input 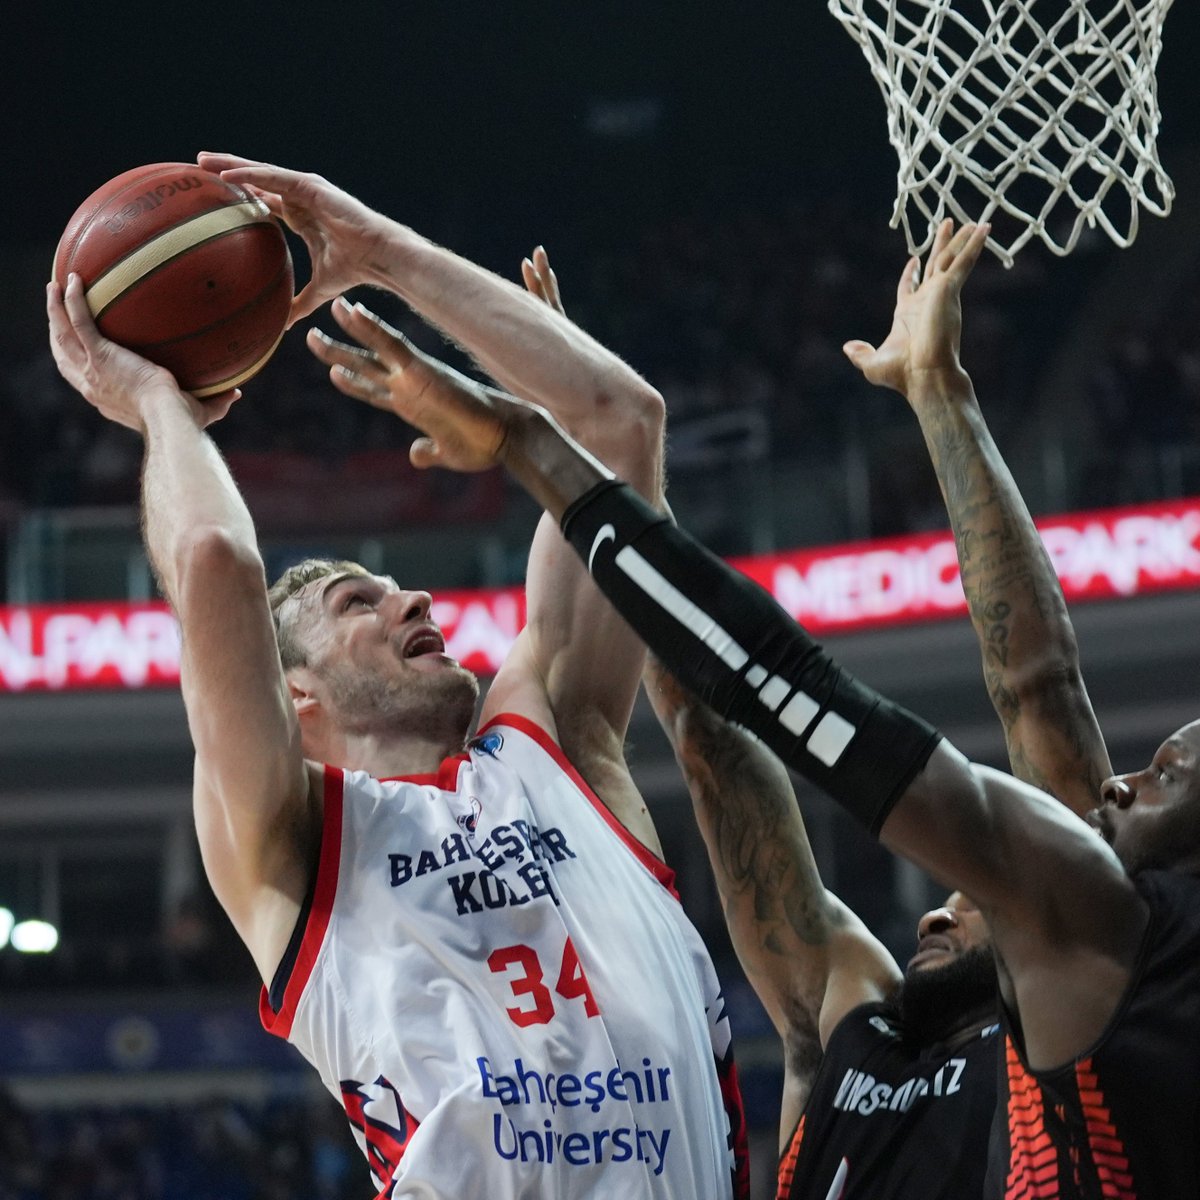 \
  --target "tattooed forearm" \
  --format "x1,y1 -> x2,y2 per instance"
647,662 -> 838,958
910,383 -> 1111,808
